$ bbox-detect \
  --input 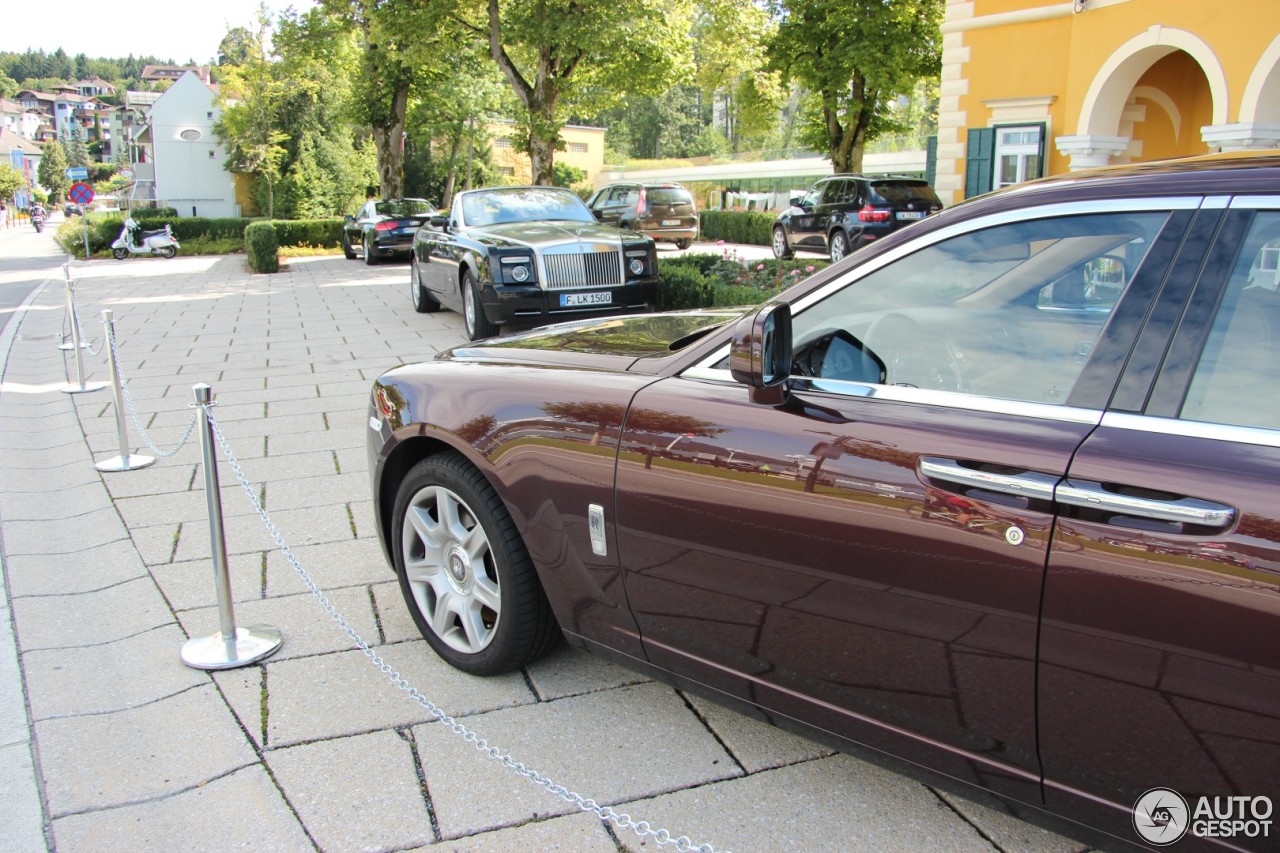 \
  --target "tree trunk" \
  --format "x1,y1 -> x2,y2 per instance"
442,125 -> 463,208
371,85 -> 409,198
